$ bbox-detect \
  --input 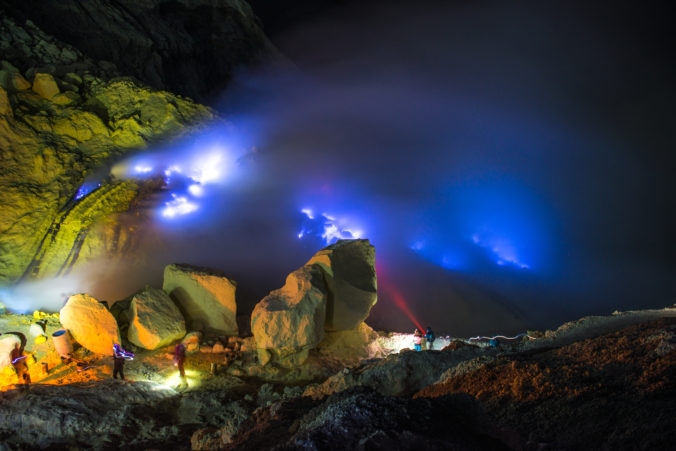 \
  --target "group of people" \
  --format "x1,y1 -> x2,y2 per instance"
413,327 -> 435,351
113,342 -> 187,387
